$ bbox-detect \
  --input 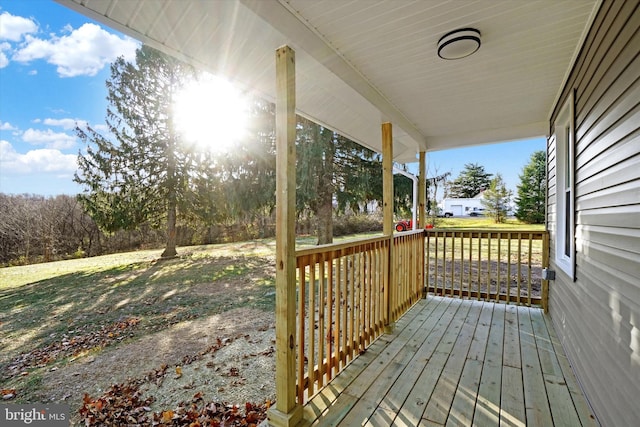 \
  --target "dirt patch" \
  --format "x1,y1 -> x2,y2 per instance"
40,307 -> 275,424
